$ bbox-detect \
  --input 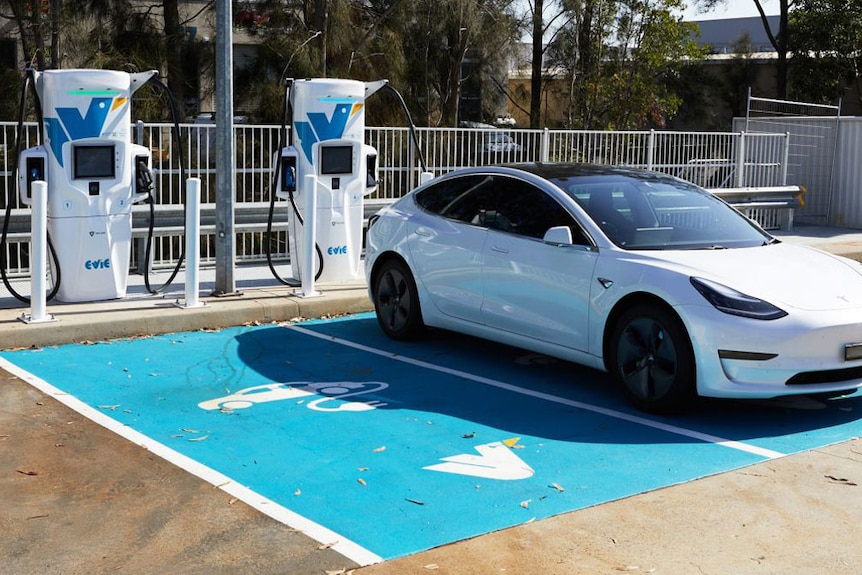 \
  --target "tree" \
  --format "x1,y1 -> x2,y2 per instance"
523,0 -> 573,128
401,0 -> 519,126
232,1 -> 409,122
548,0 -> 705,129
0,1 -> 213,120
697,0 -> 793,98
789,0 -> 862,108
234,1 -> 519,127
